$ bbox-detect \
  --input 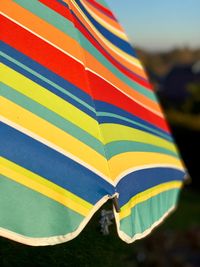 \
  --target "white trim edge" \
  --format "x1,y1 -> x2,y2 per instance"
0,195 -> 111,246
114,205 -> 176,244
